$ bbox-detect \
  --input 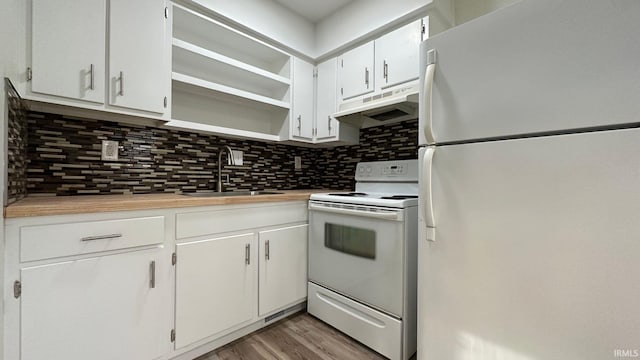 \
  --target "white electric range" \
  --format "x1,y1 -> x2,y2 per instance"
307,159 -> 418,360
